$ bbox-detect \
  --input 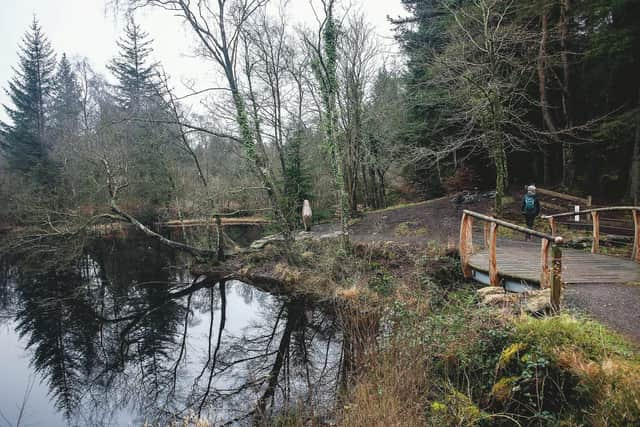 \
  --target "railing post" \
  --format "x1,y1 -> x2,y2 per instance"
633,210 -> 640,263
591,211 -> 600,254
489,222 -> 499,286
459,213 -> 474,279
540,239 -> 550,289
550,244 -> 562,312
483,222 -> 490,249
548,217 -> 557,236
